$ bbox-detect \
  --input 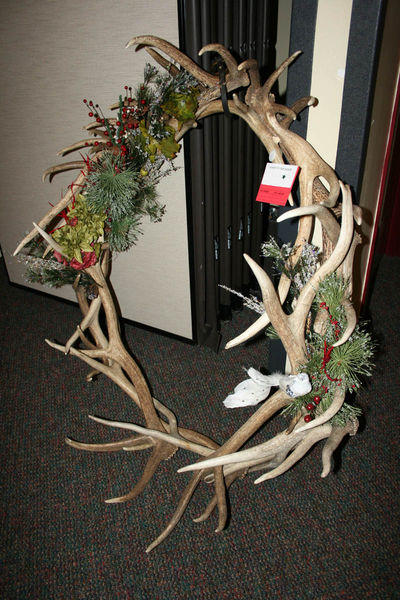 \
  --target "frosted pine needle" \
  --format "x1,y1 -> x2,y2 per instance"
219,285 -> 264,314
